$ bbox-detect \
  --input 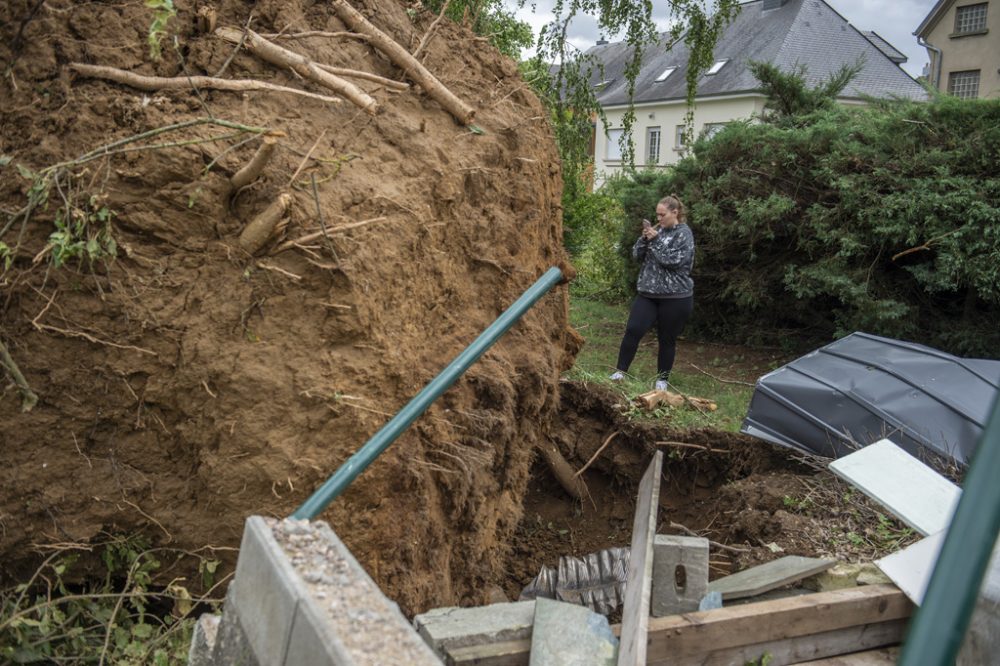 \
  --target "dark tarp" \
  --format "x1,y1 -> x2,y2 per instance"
740,332 -> 1000,466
